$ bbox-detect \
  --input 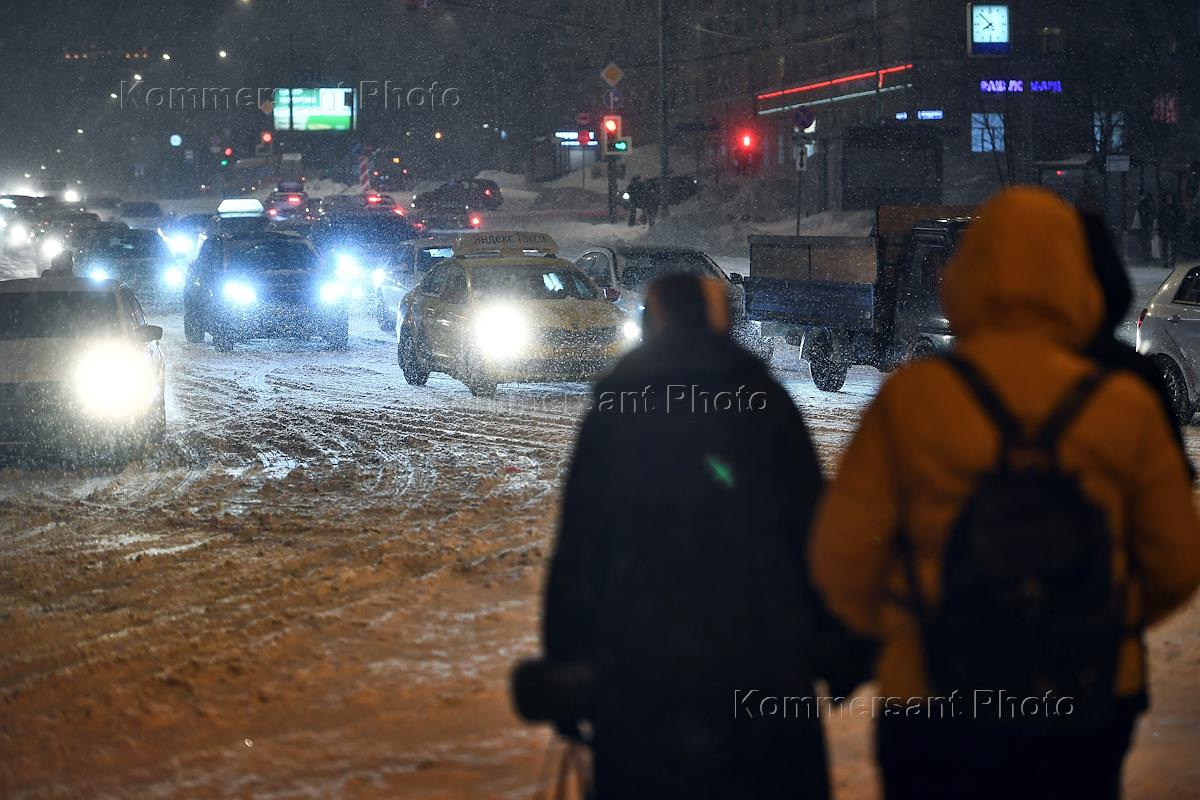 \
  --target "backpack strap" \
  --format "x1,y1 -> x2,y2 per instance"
1031,371 -> 1108,452
941,354 -> 1024,449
